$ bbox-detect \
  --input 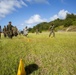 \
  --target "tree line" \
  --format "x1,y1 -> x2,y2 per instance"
28,13 -> 76,33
